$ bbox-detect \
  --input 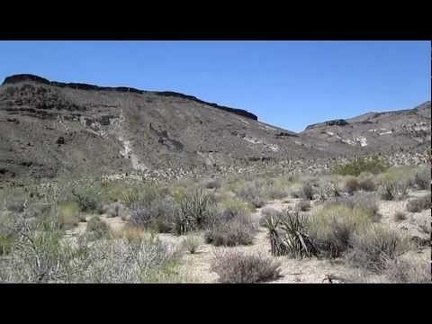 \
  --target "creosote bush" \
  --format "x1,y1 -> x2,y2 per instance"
308,204 -> 370,258
332,156 -> 389,177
